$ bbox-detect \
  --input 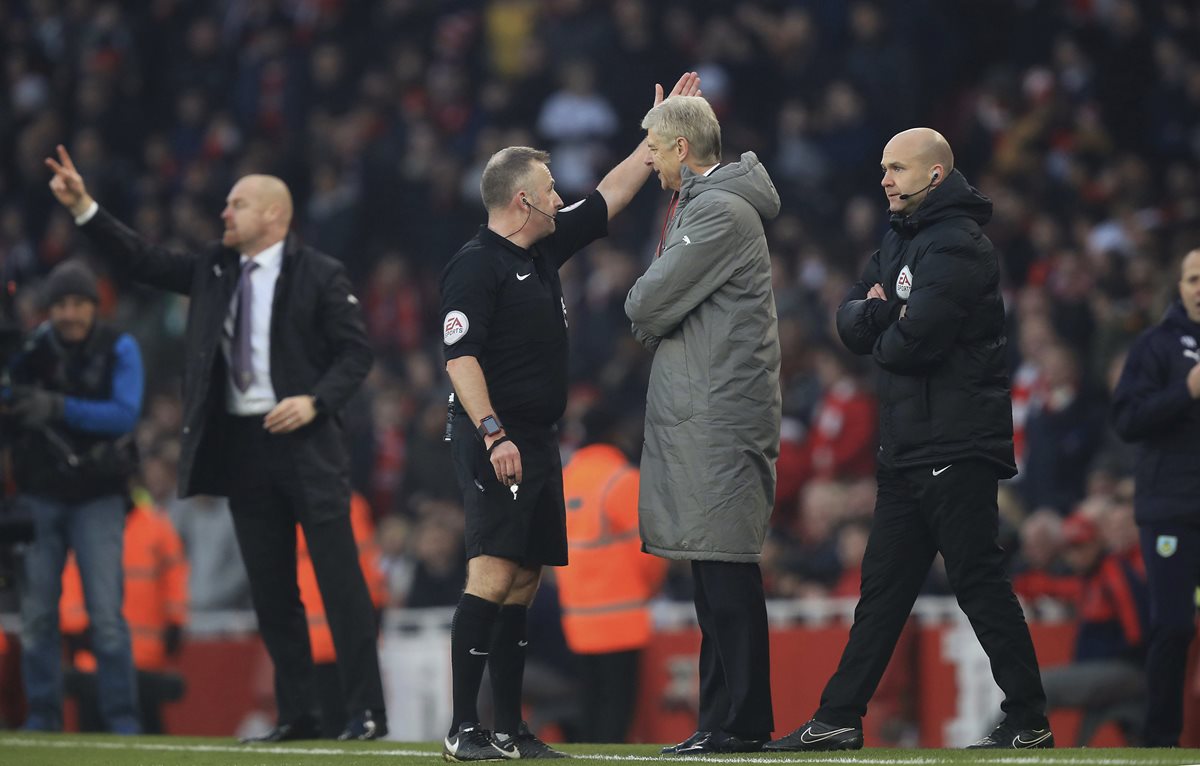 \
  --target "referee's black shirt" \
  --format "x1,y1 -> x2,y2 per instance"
440,191 -> 608,428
